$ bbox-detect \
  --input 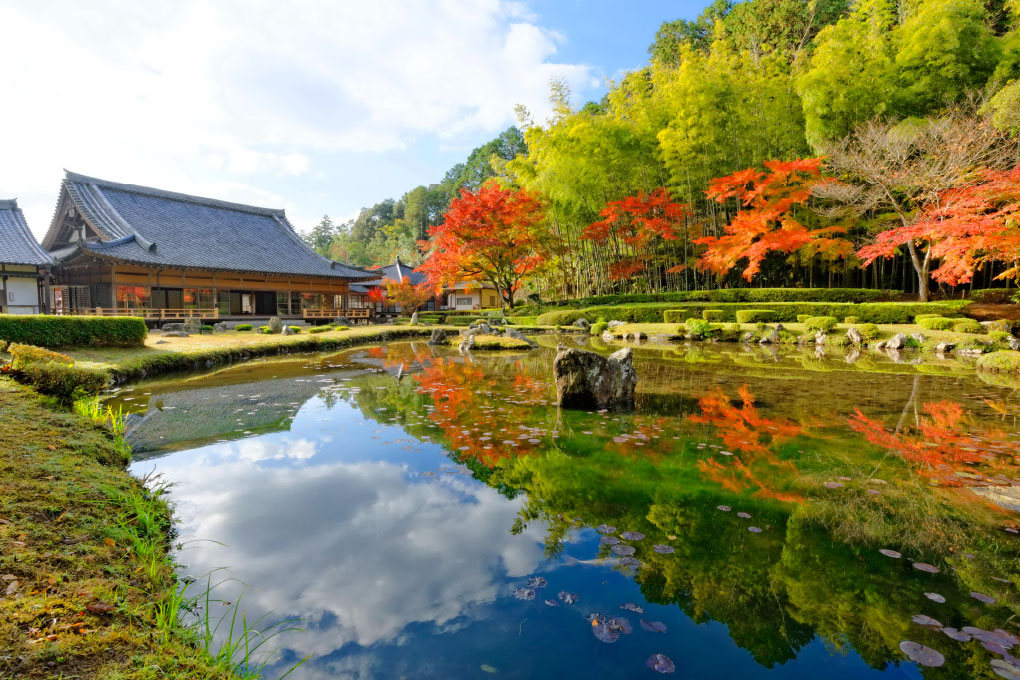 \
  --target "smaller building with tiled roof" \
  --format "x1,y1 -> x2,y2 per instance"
0,199 -> 51,314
